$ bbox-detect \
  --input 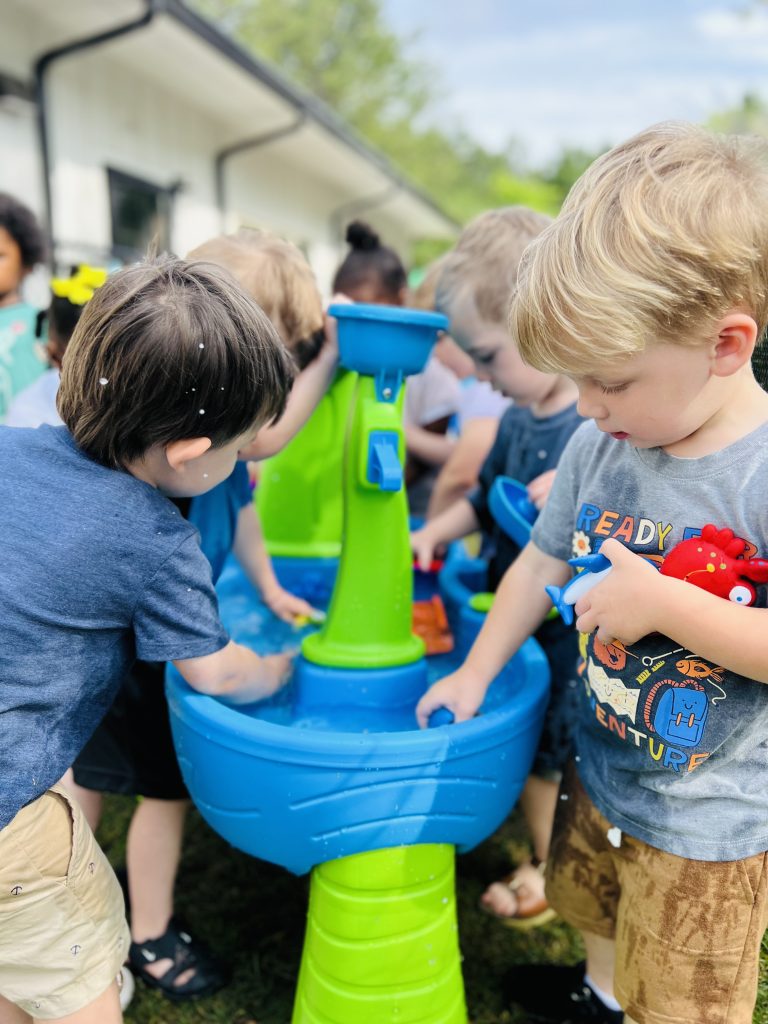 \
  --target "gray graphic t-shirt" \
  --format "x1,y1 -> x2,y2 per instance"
532,419 -> 768,860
